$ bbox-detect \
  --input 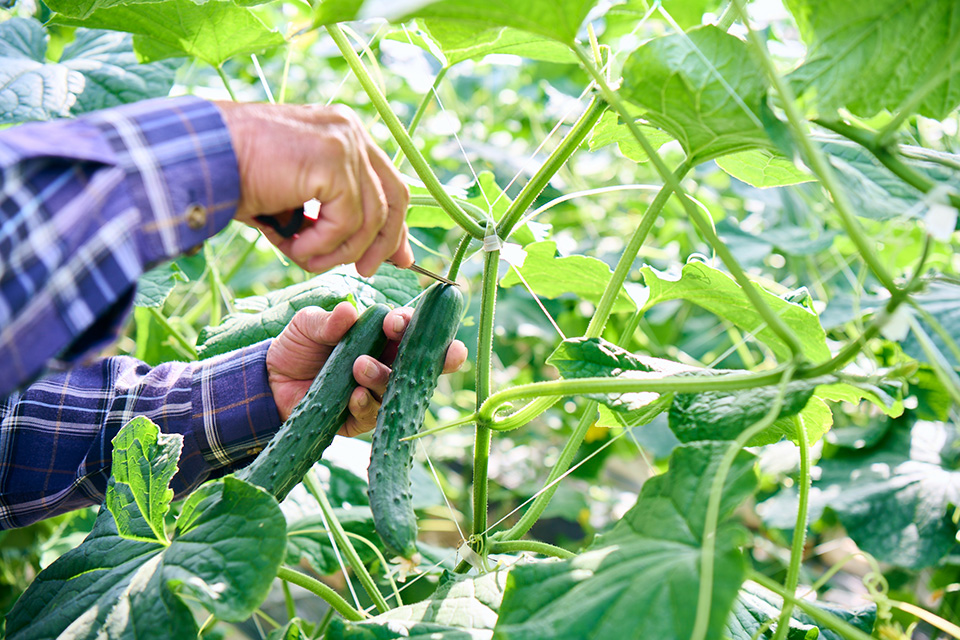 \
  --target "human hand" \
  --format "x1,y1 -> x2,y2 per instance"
215,101 -> 414,277
266,302 -> 468,436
